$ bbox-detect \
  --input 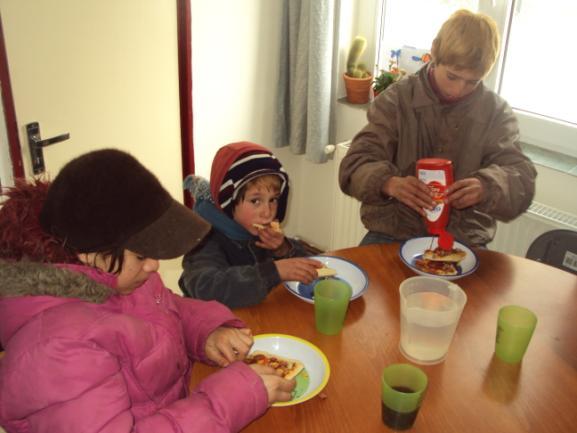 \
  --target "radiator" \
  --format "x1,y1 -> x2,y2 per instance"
329,142 -> 367,250
488,202 -> 577,257
330,140 -> 577,255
